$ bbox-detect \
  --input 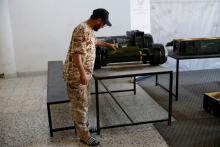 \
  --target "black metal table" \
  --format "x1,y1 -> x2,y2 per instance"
47,61 -> 75,137
93,63 -> 173,135
168,52 -> 220,100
